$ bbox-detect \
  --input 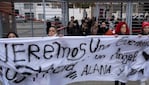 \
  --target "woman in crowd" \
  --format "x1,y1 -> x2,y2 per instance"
139,21 -> 149,85
115,22 -> 130,35
114,21 -> 130,85
90,21 -> 99,35
141,21 -> 149,35
48,26 -> 58,37
6,32 -> 19,38
80,21 -> 90,36
1,32 -> 19,85
67,16 -> 80,36
98,21 -> 113,35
